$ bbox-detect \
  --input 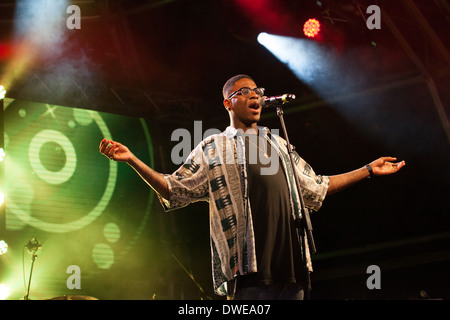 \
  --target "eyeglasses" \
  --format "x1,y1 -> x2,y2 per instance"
227,87 -> 265,99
